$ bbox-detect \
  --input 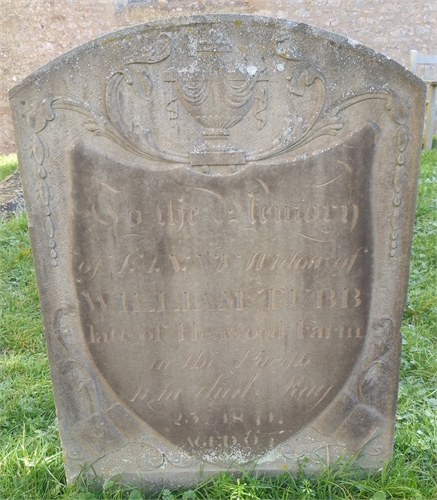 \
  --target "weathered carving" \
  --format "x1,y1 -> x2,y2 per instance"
66,447 -> 92,462
25,29 -> 410,175
52,303 -> 77,352
25,97 -> 58,266
390,122 -> 410,257
309,316 -> 396,458
134,444 -> 165,470
9,14 -> 424,487
359,316 -> 396,407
